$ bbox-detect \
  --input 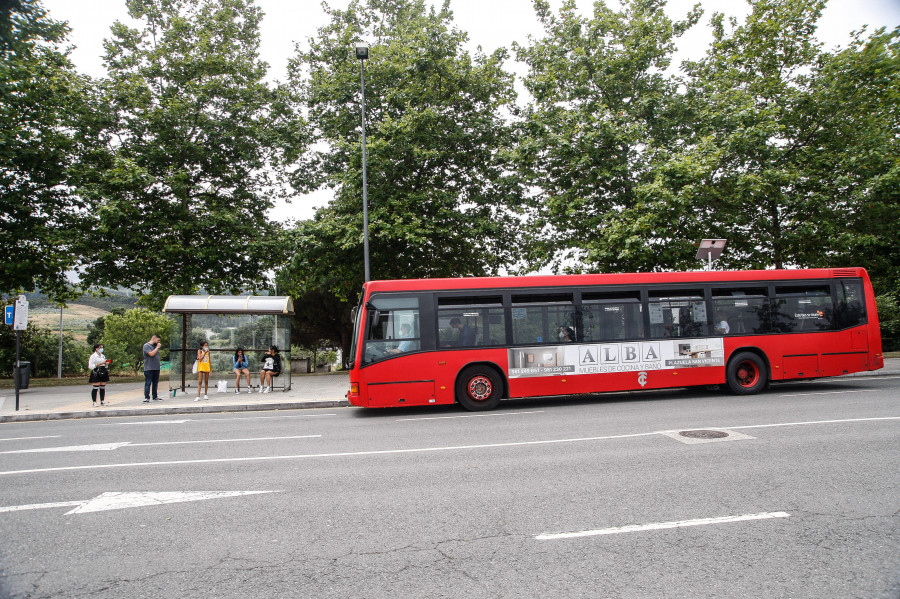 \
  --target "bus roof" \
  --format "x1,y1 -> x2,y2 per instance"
363,268 -> 868,294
